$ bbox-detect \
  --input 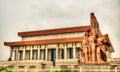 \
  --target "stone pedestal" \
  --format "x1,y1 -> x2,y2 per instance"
77,64 -> 113,72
